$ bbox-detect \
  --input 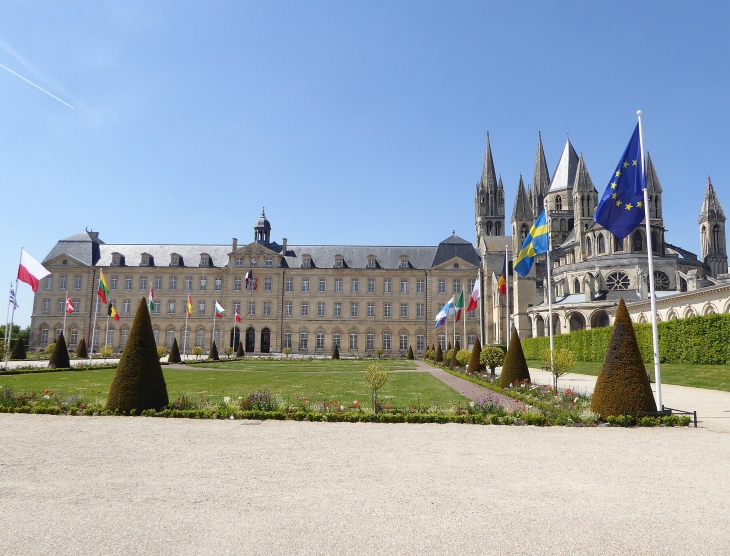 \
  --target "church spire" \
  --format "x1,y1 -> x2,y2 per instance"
699,177 -> 726,224
645,153 -> 662,194
511,175 -> 533,221
480,133 -> 498,194
573,152 -> 595,192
